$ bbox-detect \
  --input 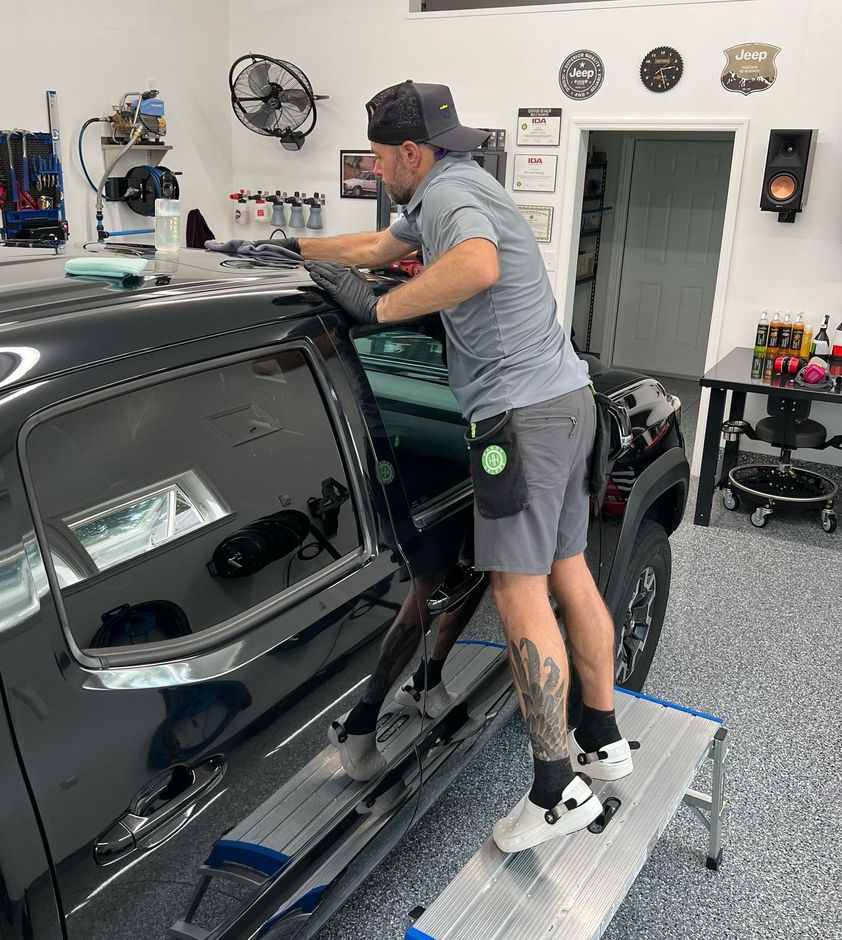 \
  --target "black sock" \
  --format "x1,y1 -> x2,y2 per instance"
576,704 -> 621,753
411,658 -> 444,691
343,699 -> 380,735
529,756 -> 576,810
